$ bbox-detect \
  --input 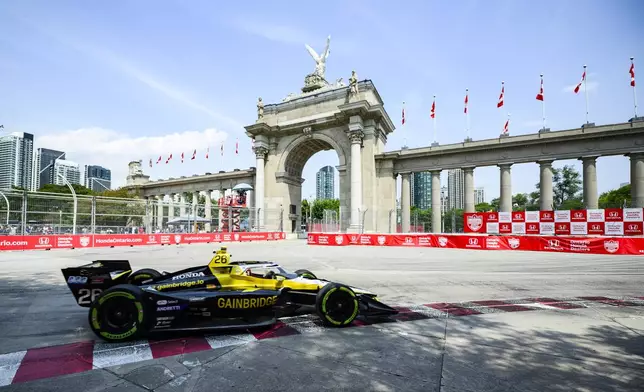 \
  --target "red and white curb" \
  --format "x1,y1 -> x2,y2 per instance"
1,295 -> 642,386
